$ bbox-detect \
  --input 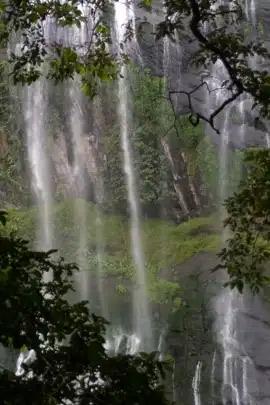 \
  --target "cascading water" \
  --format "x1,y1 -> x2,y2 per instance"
67,7 -> 91,302
211,2 -> 260,404
220,292 -> 242,405
218,111 -> 246,405
213,60 -> 248,405
10,0 -> 270,402
114,0 -> 152,351
61,7 -> 107,310
69,86 -> 89,300
250,0 -> 256,26
18,23 -> 53,374
89,98 -> 107,317
162,34 -> 189,215
211,351 -> 217,404
24,80 -> 52,251
205,52 -> 240,404
105,331 -> 141,356
192,361 -> 202,405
